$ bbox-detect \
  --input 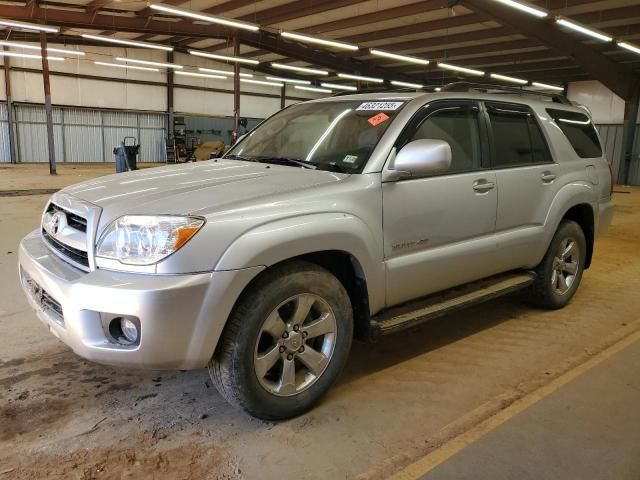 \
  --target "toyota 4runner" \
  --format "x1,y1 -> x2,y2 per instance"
19,83 -> 615,419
